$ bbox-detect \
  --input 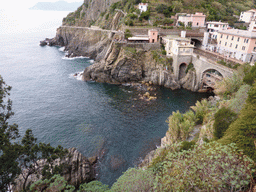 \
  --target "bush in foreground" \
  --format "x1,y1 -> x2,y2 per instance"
154,142 -> 254,192
111,168 -> 155,192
